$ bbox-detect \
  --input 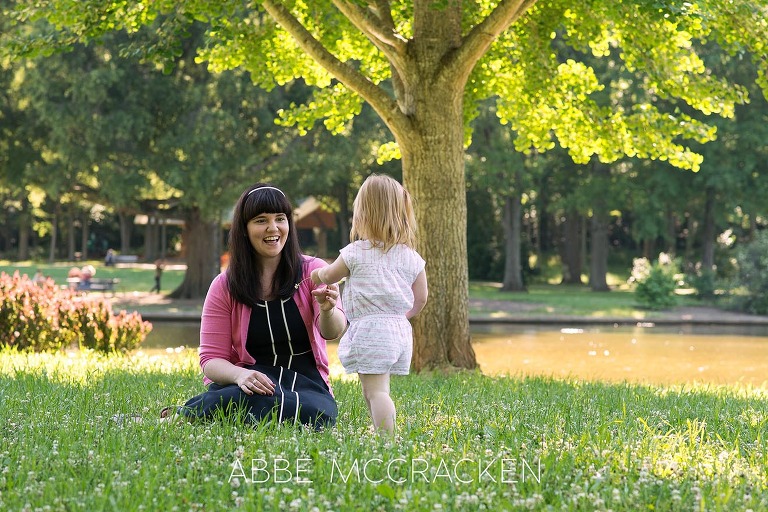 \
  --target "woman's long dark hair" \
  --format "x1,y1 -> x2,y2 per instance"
226,184 -> 303,307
